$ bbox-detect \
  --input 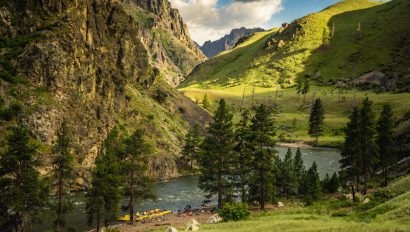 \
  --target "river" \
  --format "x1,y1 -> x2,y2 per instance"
33,146 -> 340,232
